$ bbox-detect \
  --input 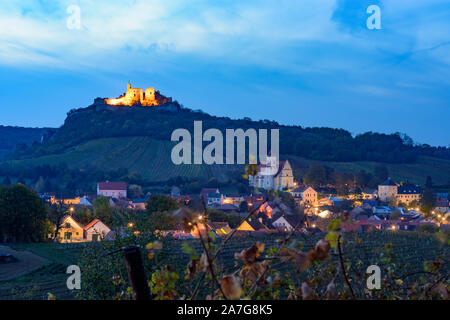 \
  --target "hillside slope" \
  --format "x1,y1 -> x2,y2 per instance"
0,126 -> 54,160
2,103 -> 450,186
4,135 -> 450,185
6,136 -> 242,182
